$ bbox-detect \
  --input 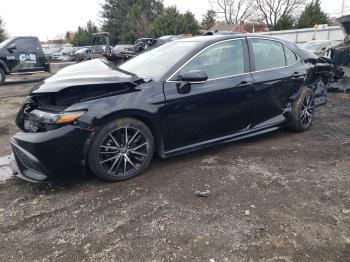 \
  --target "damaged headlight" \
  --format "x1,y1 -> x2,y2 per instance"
30,110 -> 85,124
25,110 -> 86,132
